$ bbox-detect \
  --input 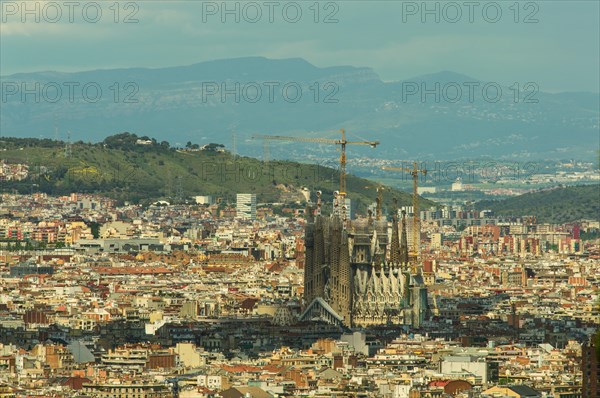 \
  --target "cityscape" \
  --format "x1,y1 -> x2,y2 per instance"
1,1 -> 599,398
